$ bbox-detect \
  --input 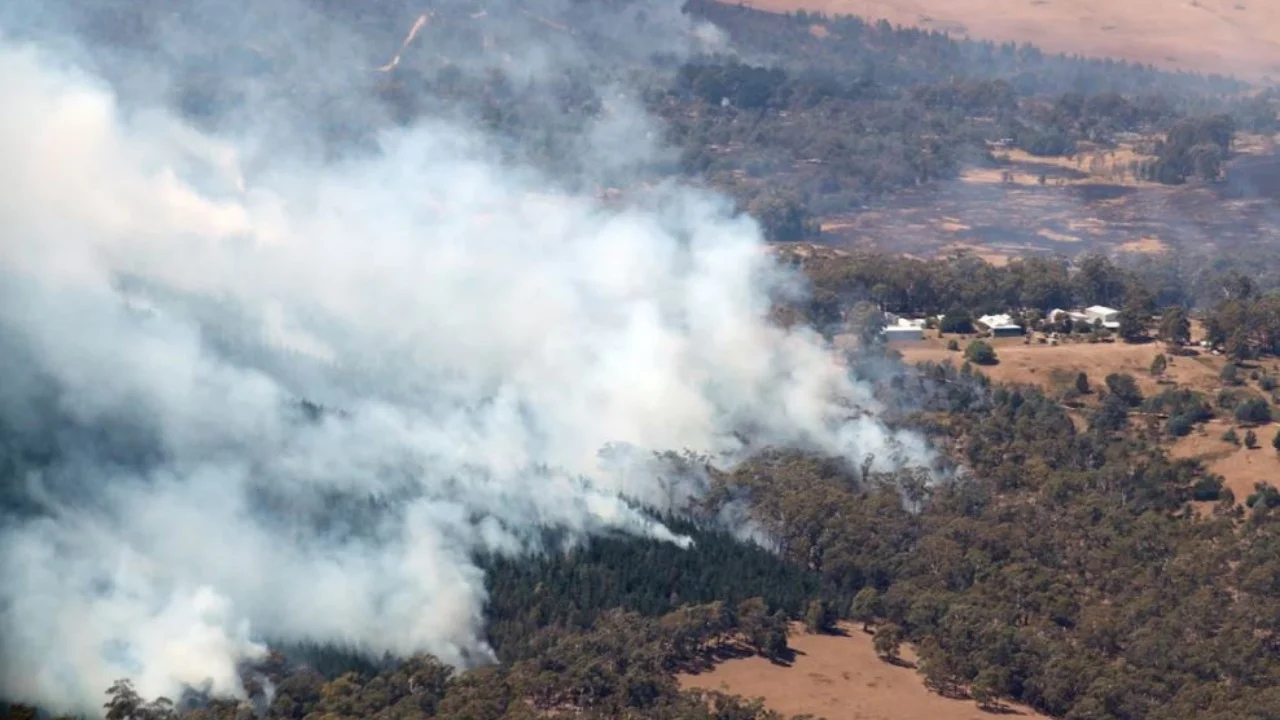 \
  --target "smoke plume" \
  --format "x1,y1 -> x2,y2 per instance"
0,0 -> 931,714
